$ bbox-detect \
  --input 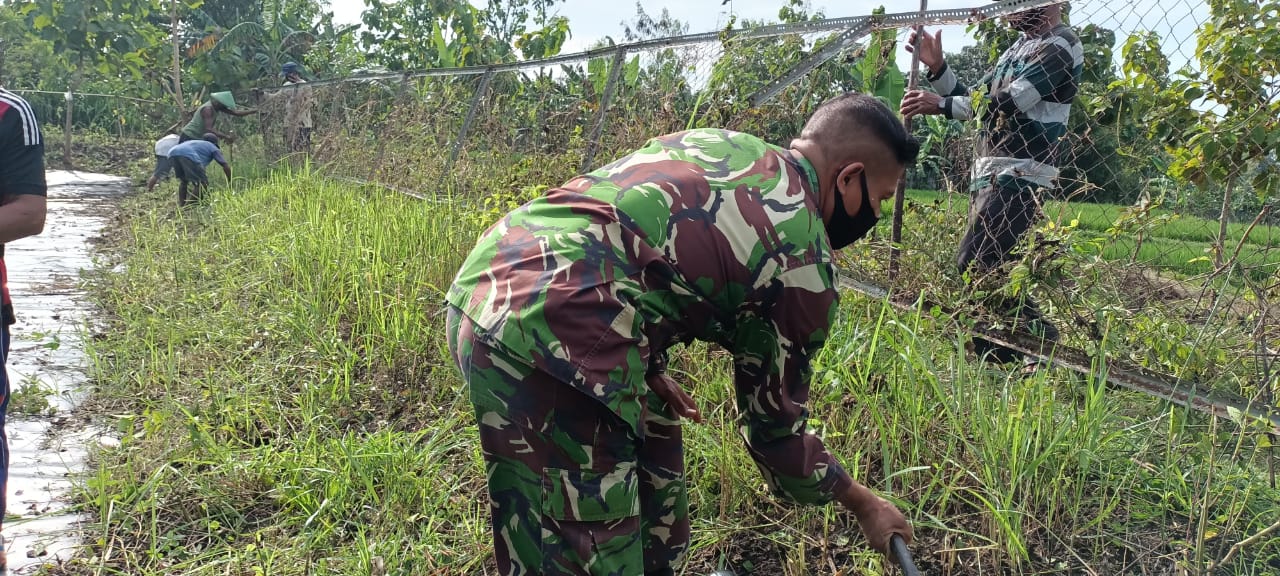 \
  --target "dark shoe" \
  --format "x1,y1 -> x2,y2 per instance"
970,336 -> 1025,365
